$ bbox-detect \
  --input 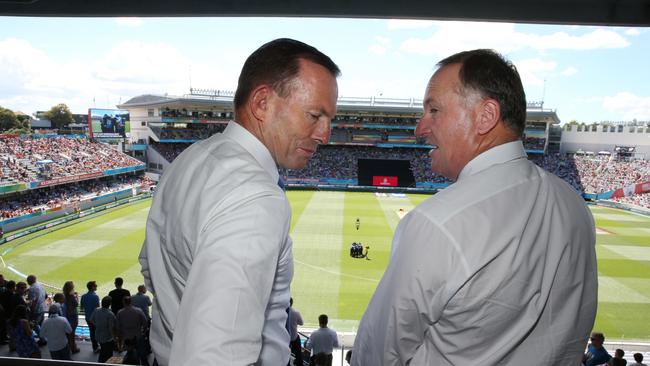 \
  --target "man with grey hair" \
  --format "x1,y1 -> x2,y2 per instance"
353,49 -> 597,365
